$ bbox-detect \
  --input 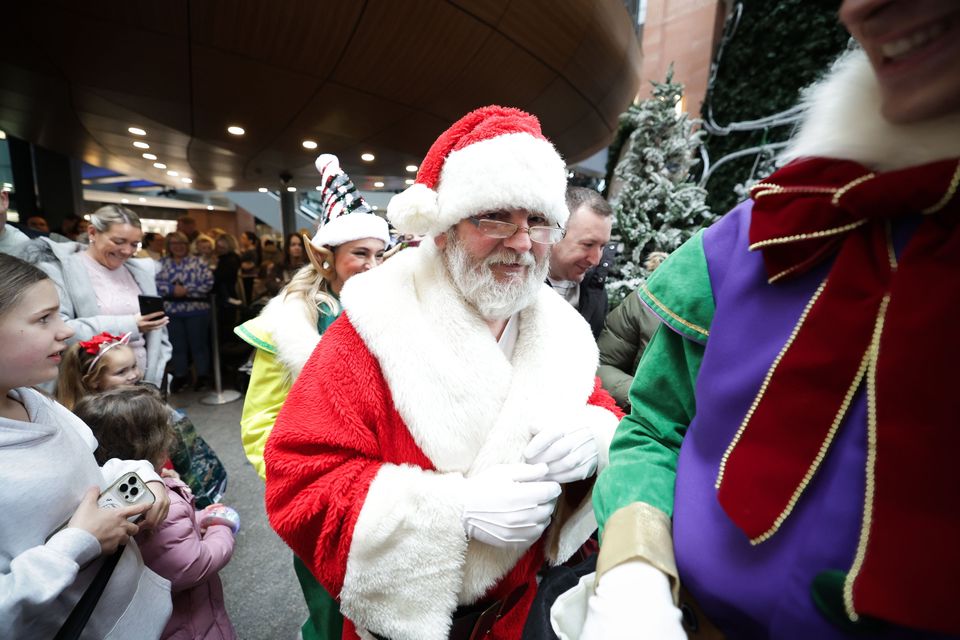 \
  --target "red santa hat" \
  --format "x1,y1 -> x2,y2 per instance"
310,154 -> 390,249
387,105 -> 569,237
